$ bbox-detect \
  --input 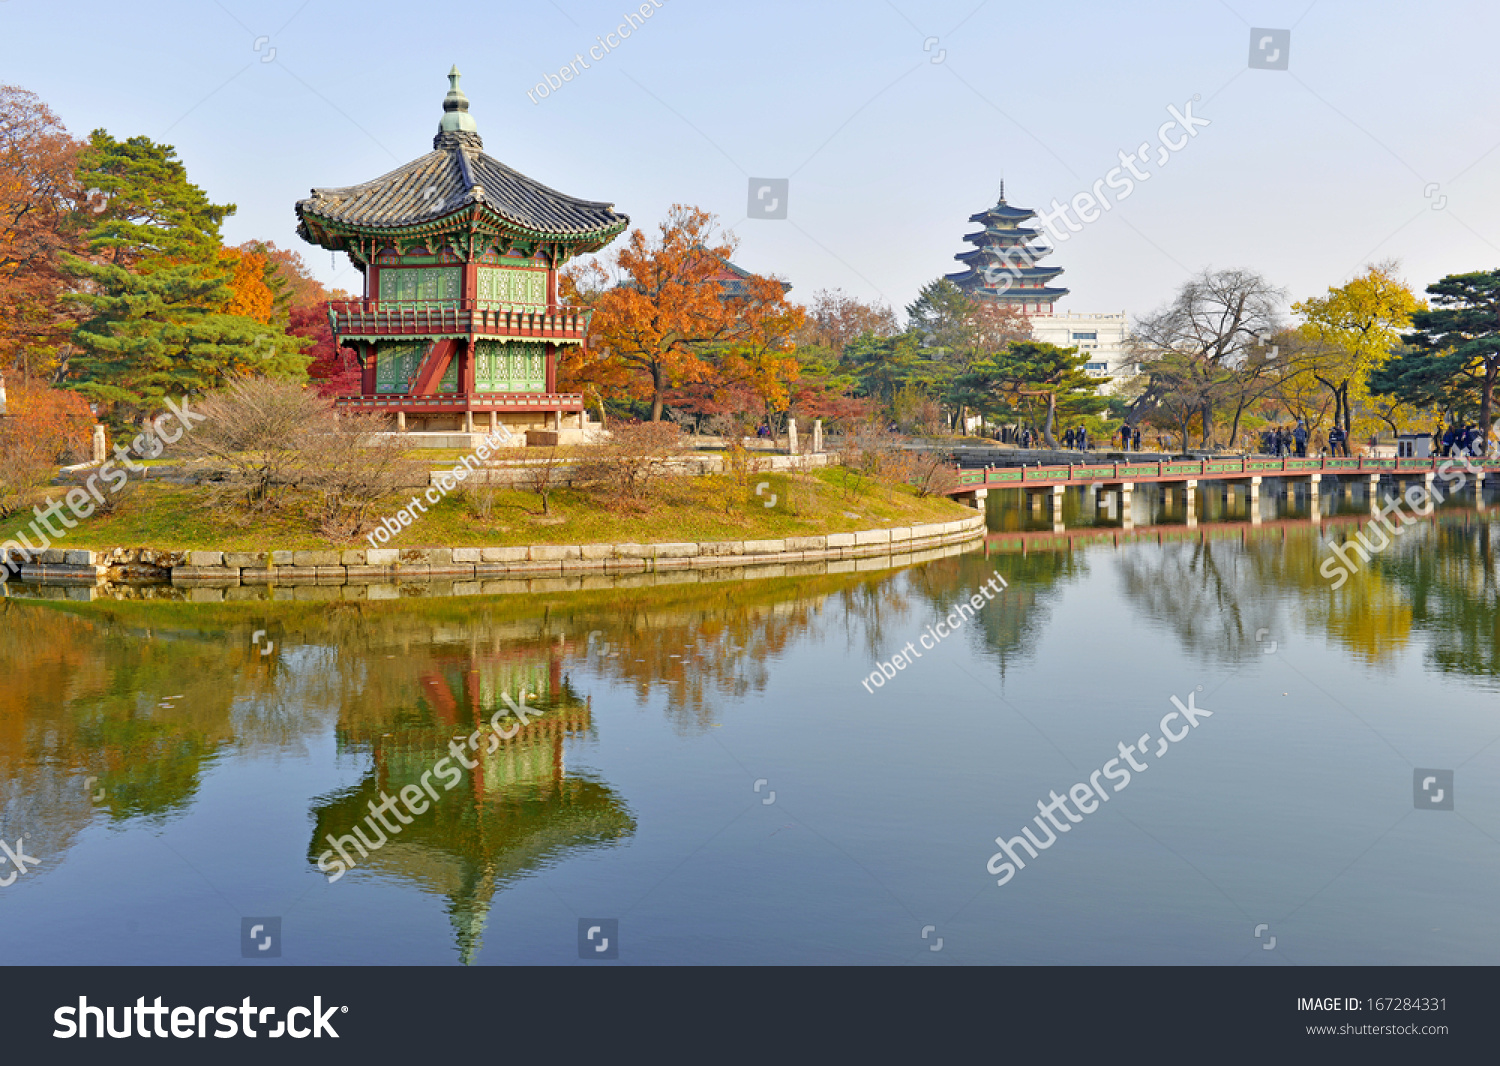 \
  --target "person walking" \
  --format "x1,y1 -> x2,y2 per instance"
1294,421 -> 1308,458
1078,426 -> 1089,451
1131,426 -> 1141,450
